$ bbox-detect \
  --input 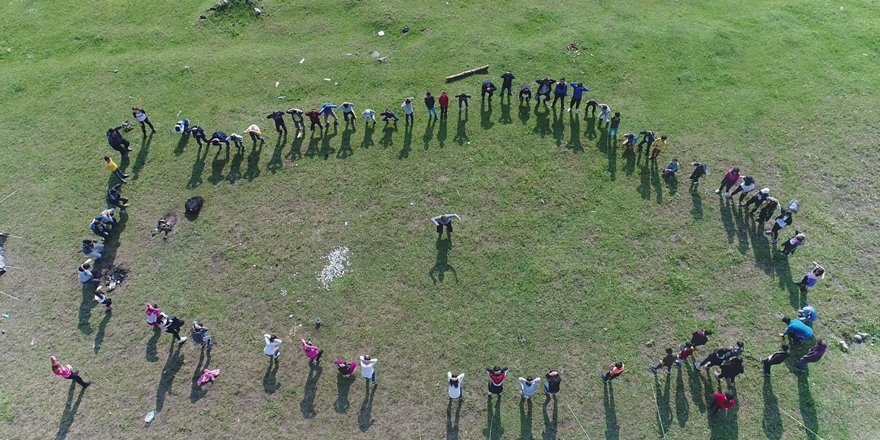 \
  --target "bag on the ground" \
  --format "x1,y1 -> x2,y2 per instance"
185,196 -> 204,215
